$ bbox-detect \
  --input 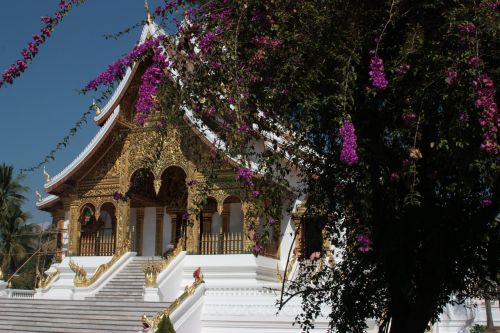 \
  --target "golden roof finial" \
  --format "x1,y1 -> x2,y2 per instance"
43,167 -> 51,183
144,0 -> 153,25
92,99 -> 101,116
35,190 -> 42,203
